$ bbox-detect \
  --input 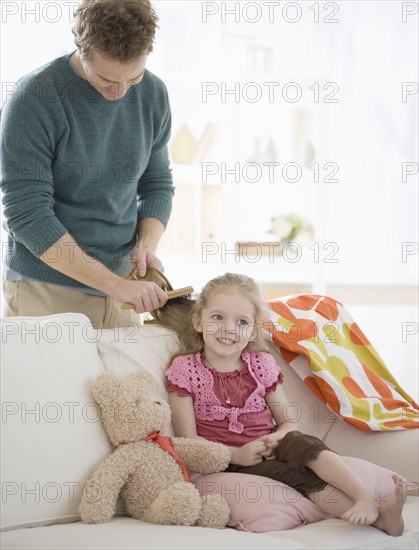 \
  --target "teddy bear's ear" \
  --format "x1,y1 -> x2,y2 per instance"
126,371 -> 157,393
91,373 -> 129,405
